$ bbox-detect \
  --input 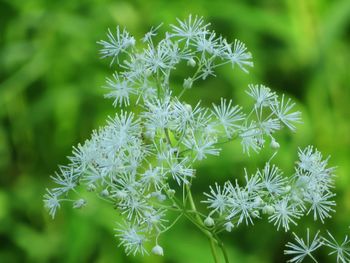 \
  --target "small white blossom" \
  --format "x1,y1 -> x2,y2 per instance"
223,39 -> 253,73
212,98 -> 244,138
202,182 -> 230,215
170,15 -> 209,45
73,199 -> 87,209
115,223 -> 148,256
246,84 -> 277,108
284,229 -> 322,263
269,199 -> 302,231
323,231 -> 350,263
104,73 -> 135,107
43,189 -> 61,219
98,26 -> 135,64
271,95 -> 301,132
